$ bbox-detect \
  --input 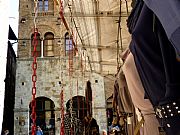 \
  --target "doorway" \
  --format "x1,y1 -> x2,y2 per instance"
29,97 -> 55,135
66,96 -> 88,120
